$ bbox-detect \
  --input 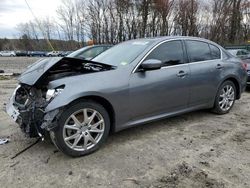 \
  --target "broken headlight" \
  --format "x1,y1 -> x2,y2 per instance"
46,86 -> 64,102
